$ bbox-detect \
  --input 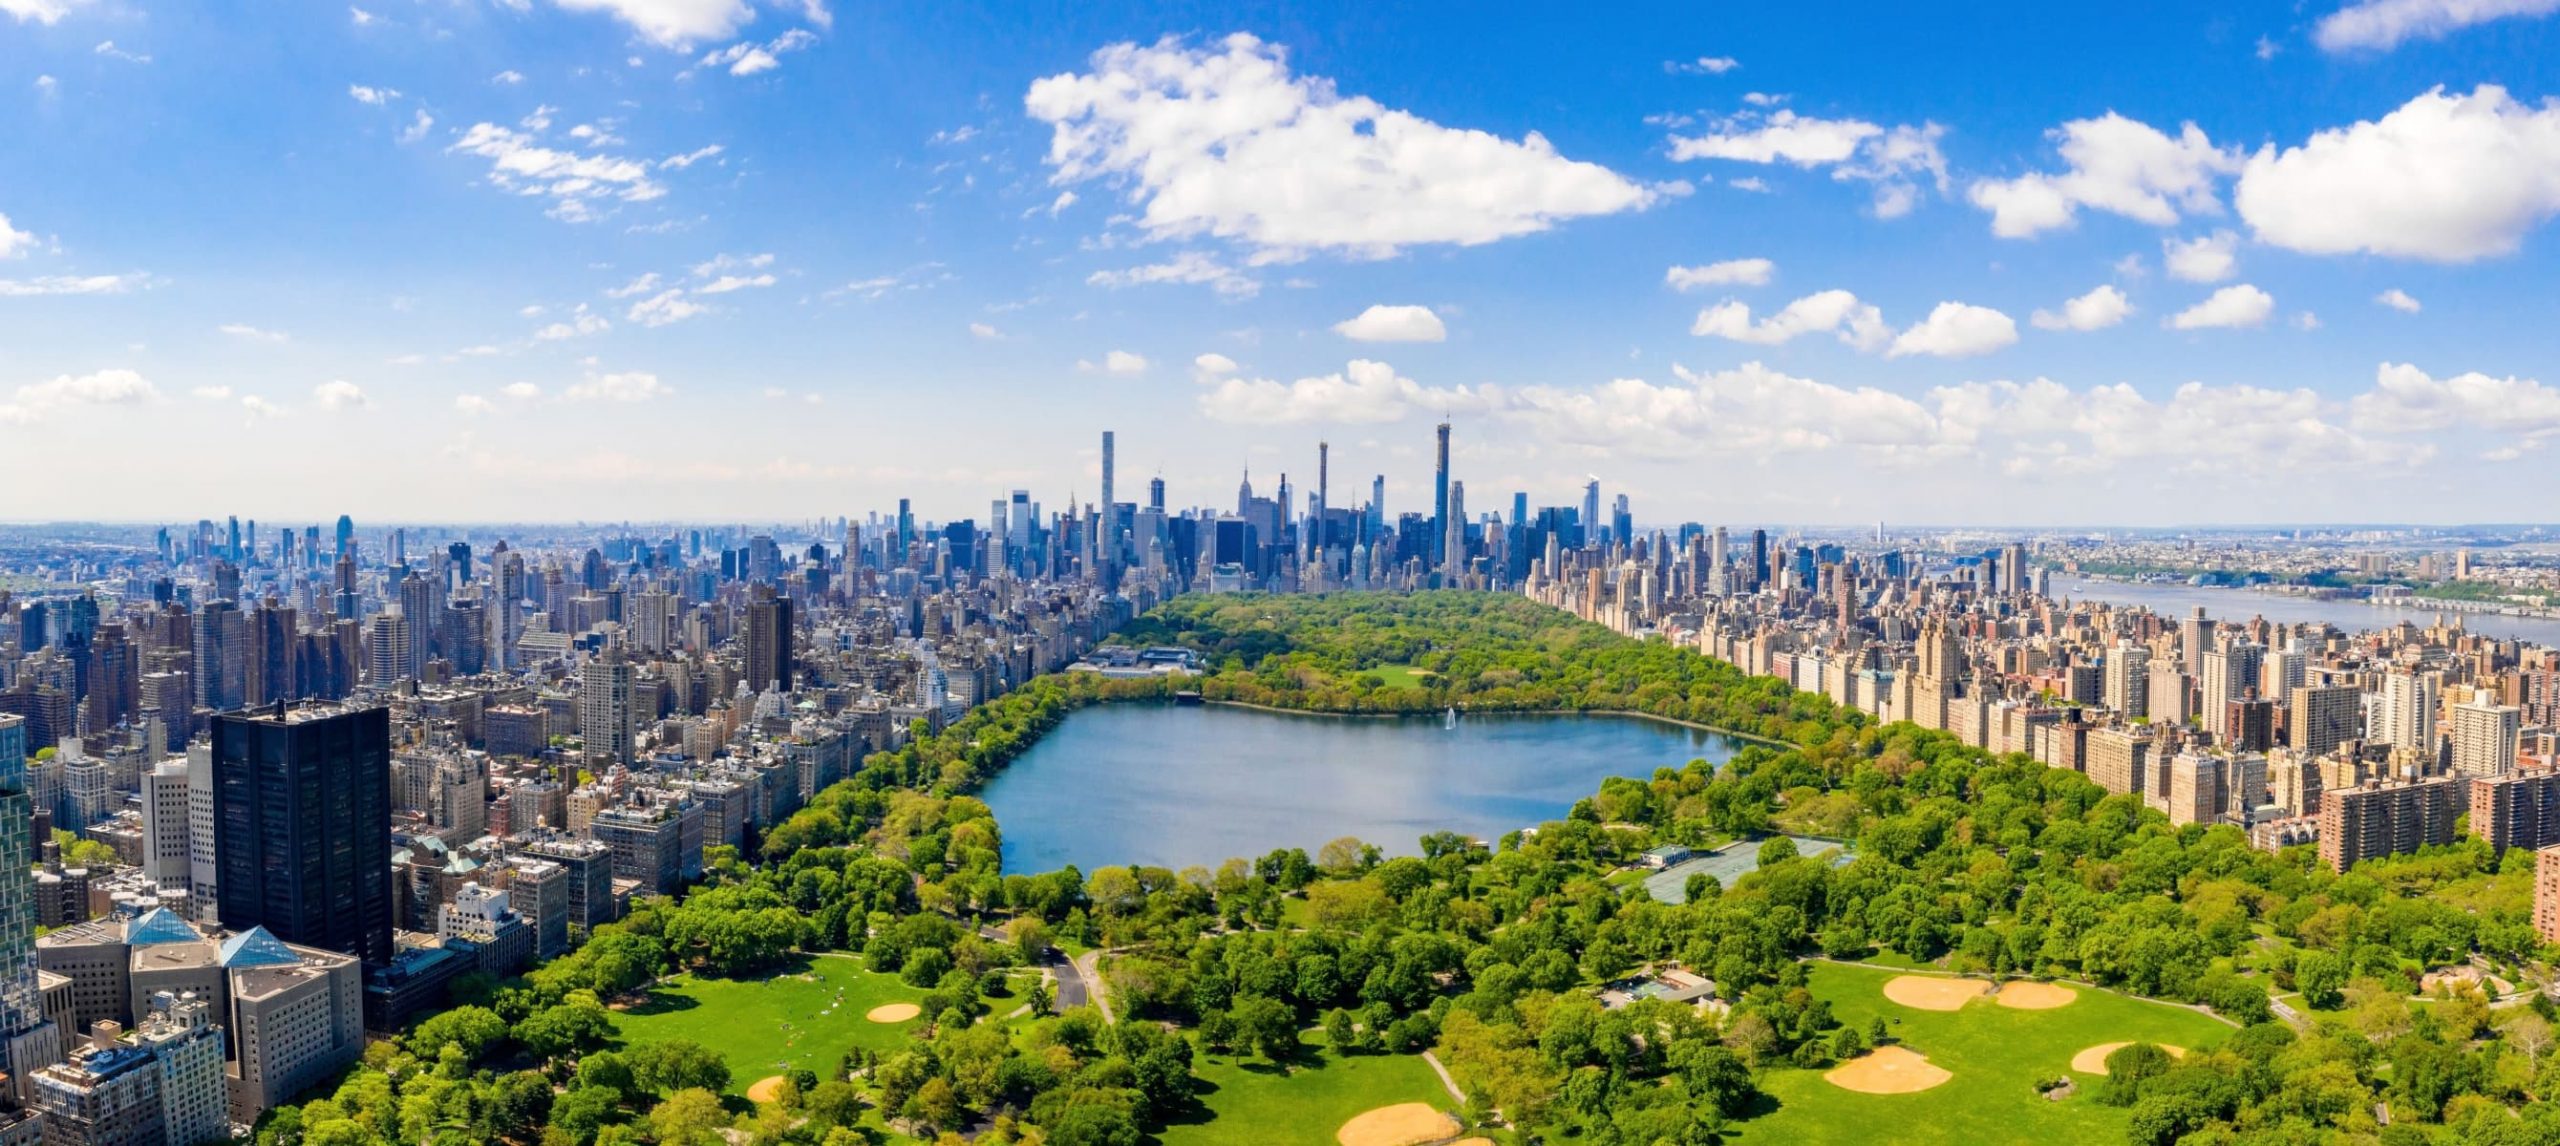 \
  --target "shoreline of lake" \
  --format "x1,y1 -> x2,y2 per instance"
982,703 -> 1746,873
